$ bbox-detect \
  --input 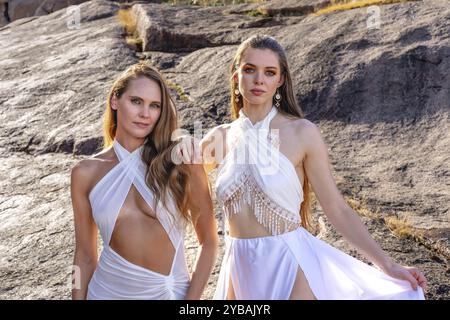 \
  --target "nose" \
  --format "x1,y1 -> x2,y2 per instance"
254,71 -> 264,85
139,106 -> 150,119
